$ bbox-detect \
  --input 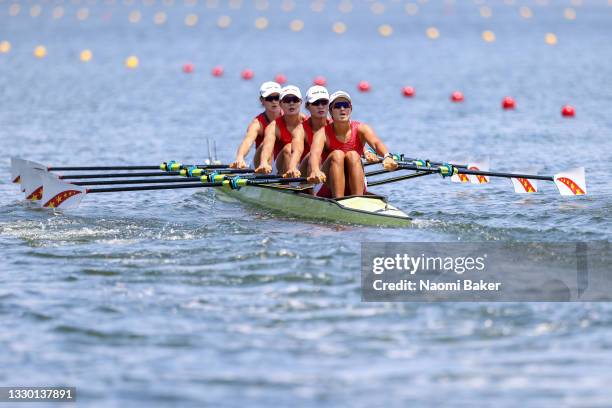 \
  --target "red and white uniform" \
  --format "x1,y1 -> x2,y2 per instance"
325,120 -> 364,156
254,112 -> 271,148
272,116 -> 293,160
301,116 -> 332,161
316,120 -> 367,198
